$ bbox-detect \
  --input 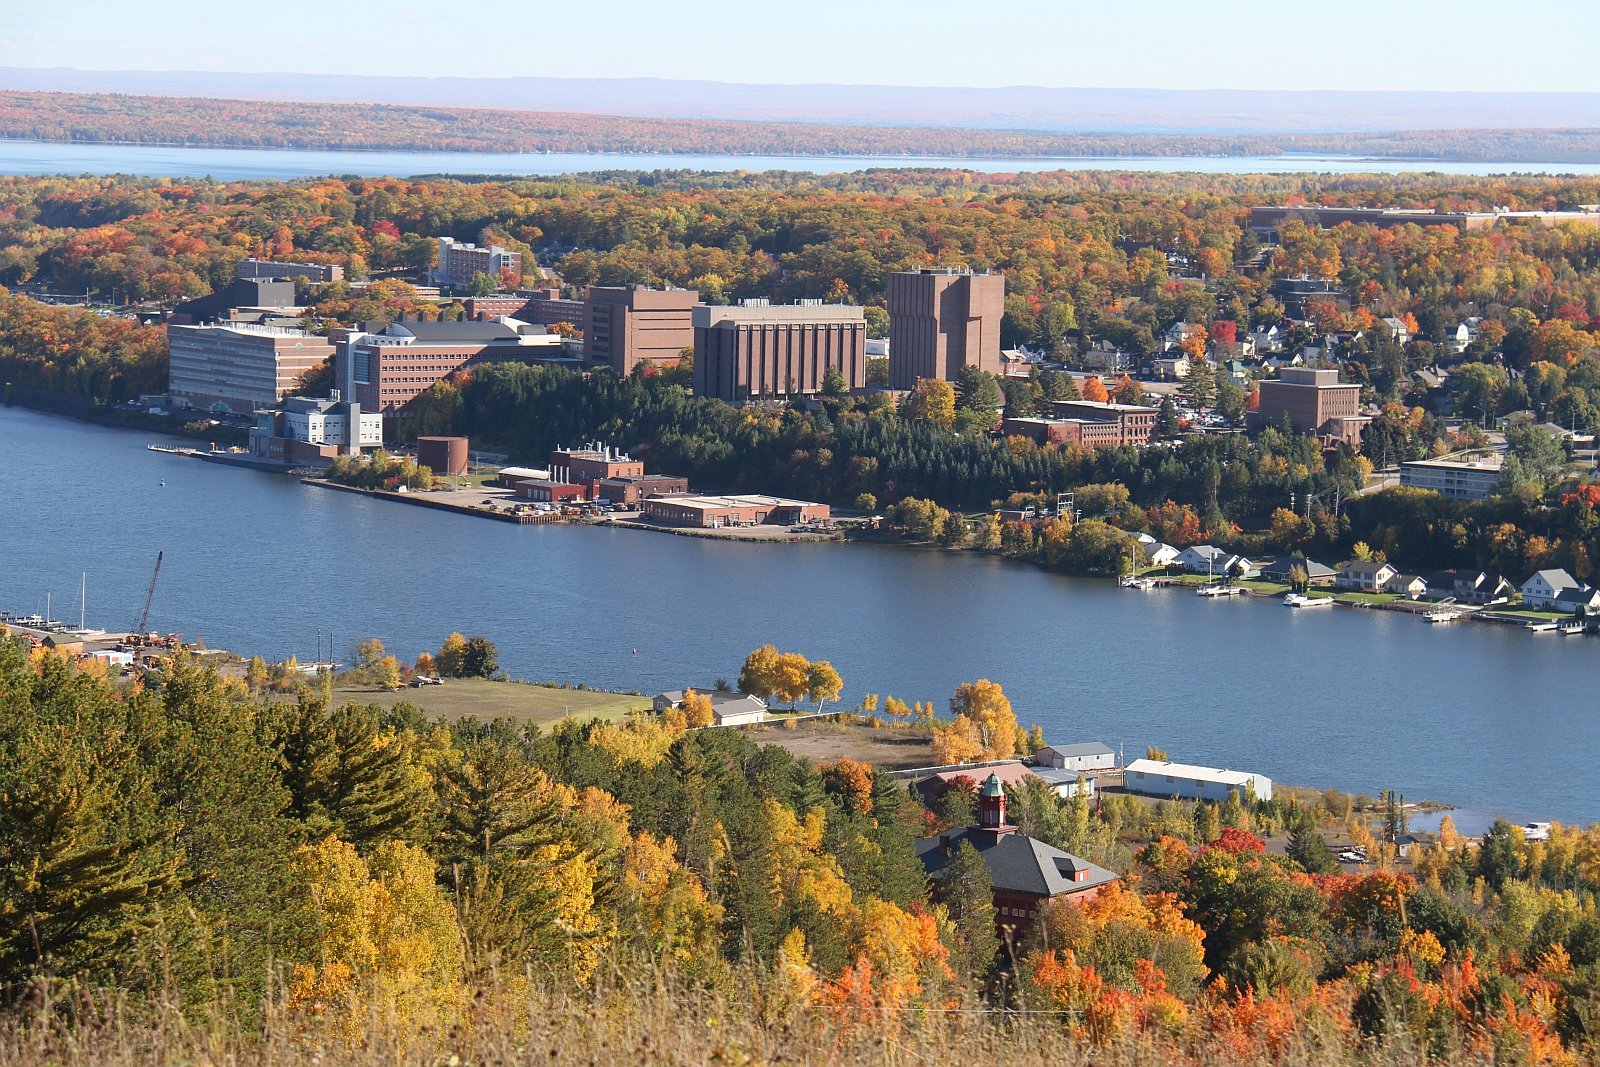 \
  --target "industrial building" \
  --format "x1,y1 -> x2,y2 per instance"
692,299 -> 866,401
640,494 -> 830,529
167,322 -> 334,414
1124,758 -> 1273,802
887,268 -> 1005,389
584,285 -> 700,376
416,436 -> 469,477
1033,742 -> 1116,773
